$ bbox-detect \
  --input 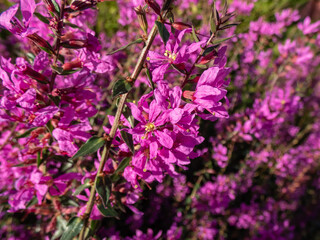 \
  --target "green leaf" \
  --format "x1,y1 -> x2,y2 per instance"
96,175 -> 111,208
155,21 -> 170,45
219,23 -> 239,30
108,38 -> 143,55
48,155 -> 71,162
88,220 -> 101,237
122,105 -> 135,128
16,127 -> 38,139
191,25 -> 200,42
73,179 -> 91,196
39,46 -> 54,55
195,64 -> 208,69
26,196 -> 38,208
223,0 -> 228,15
51,0 -> 61,15
34,12 -> 50,24
46,119 -> 54,134
60,68 -> 82,75
97,204 -> 119,219
57,54 -> 65,64
52,216 -> 68,240
49,95 -> 61,107
145,67 -> 154,91
211,35 -> 235,45
60,217 -> 83,240
64,22 -> 81,29
61,42 -> 84,49
213,3 -> 219,26
112,79 -> 132,98
26,53 -> 35,63
51,66 -> 81,75
120,130 -> 134,153
70,136 -> 105,160
37,151 -> 41,168
202,46 -> 216,57
209,7 -> 217,33
111,157 -> 131,181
